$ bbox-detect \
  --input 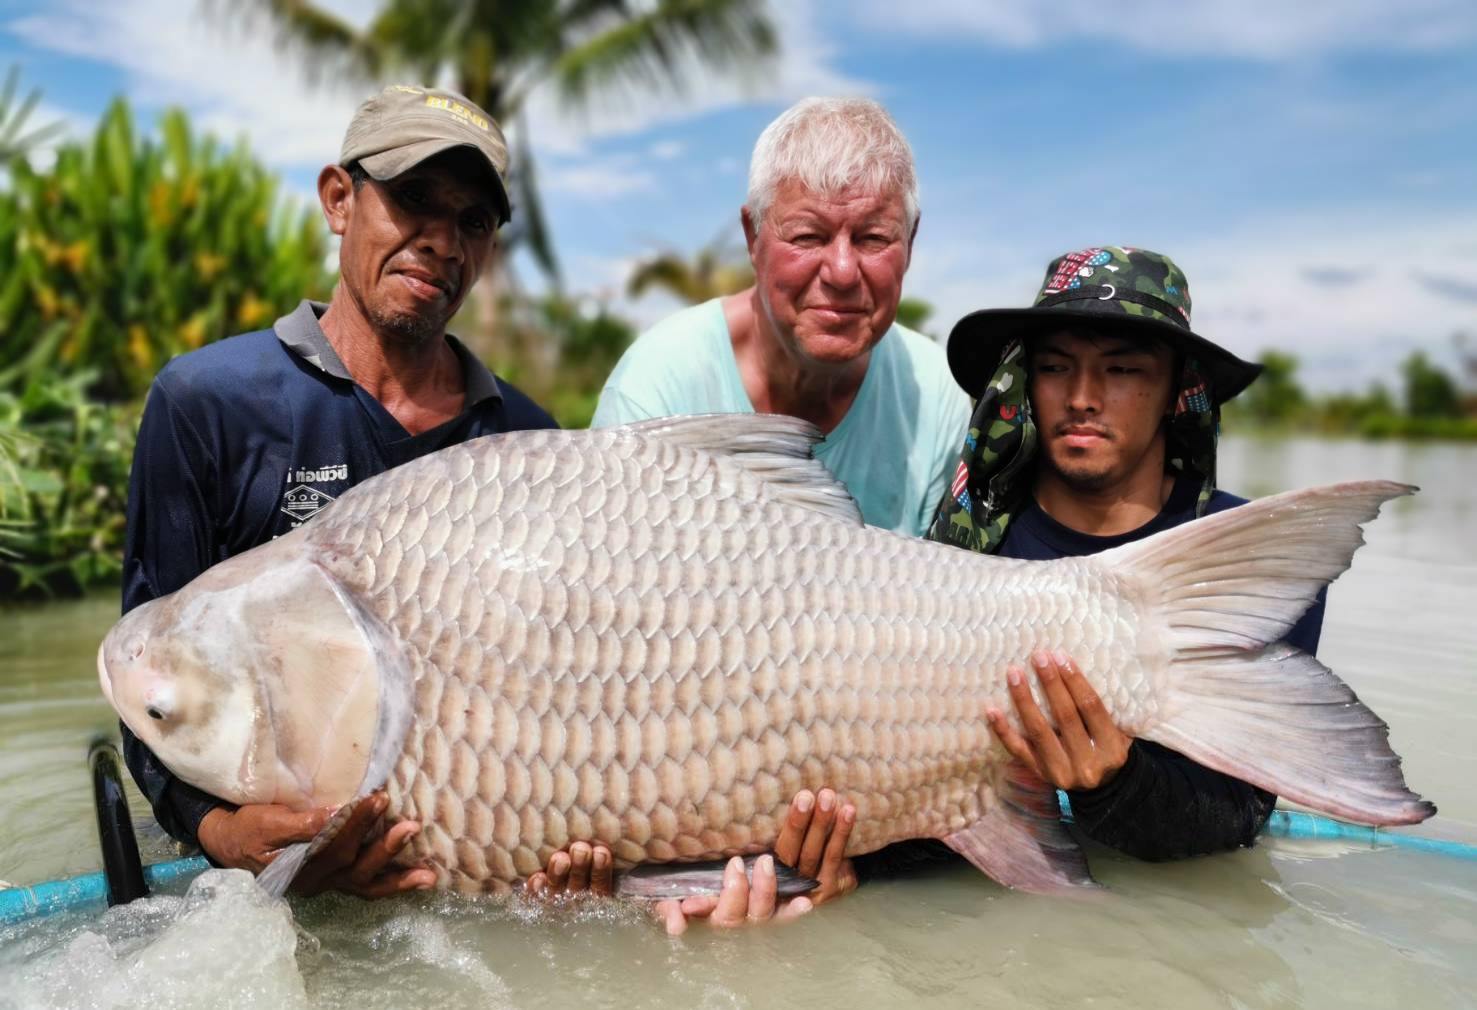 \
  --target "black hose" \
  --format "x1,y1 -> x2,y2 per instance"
88,738 -> 149,906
